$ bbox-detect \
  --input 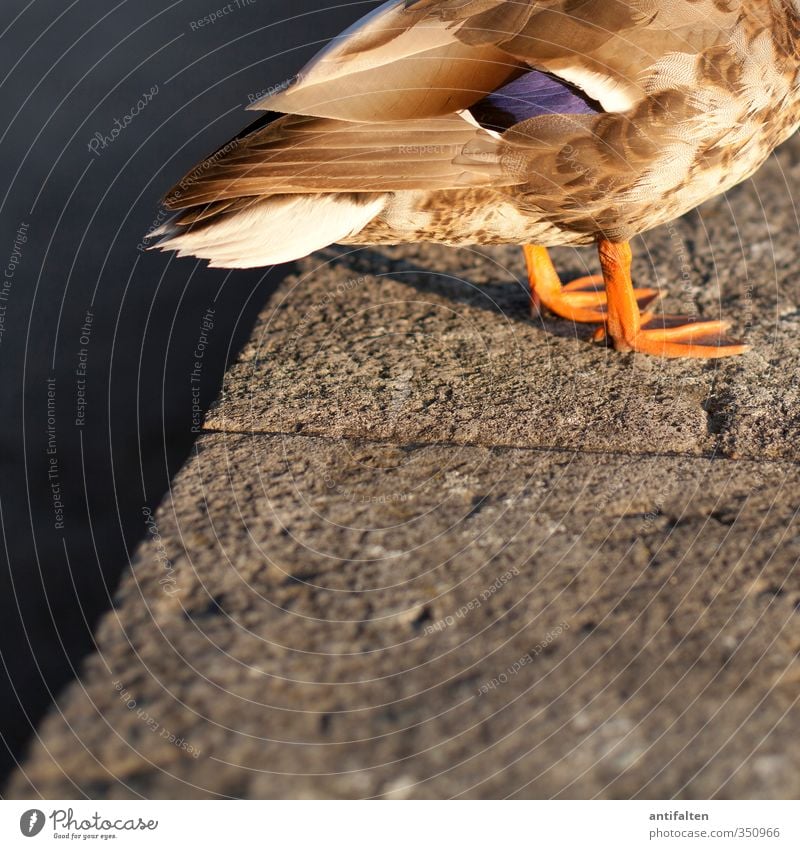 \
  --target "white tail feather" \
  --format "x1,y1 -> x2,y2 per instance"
152,193 -> 386,268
